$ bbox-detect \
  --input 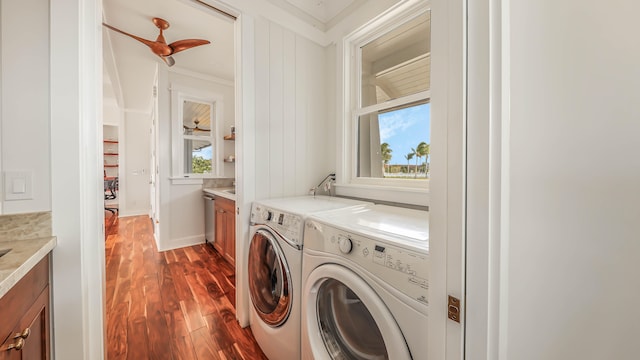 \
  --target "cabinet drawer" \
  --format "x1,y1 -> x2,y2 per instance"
0,256 -> 49,345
